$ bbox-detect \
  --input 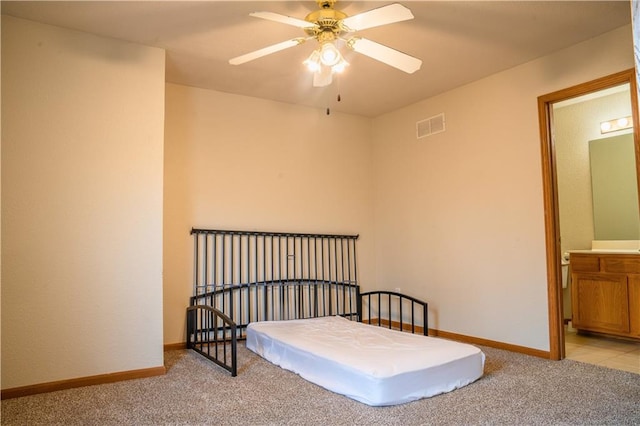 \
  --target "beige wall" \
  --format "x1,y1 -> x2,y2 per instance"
371,25 -> 634,351
1,16 -> 165,389
163,84 -> 374,344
